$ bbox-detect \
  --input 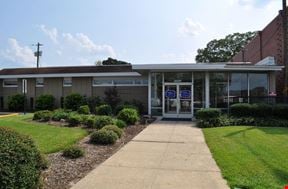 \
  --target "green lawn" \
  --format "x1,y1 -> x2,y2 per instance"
0,114 -> 88,154
203,126 -> 288,189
